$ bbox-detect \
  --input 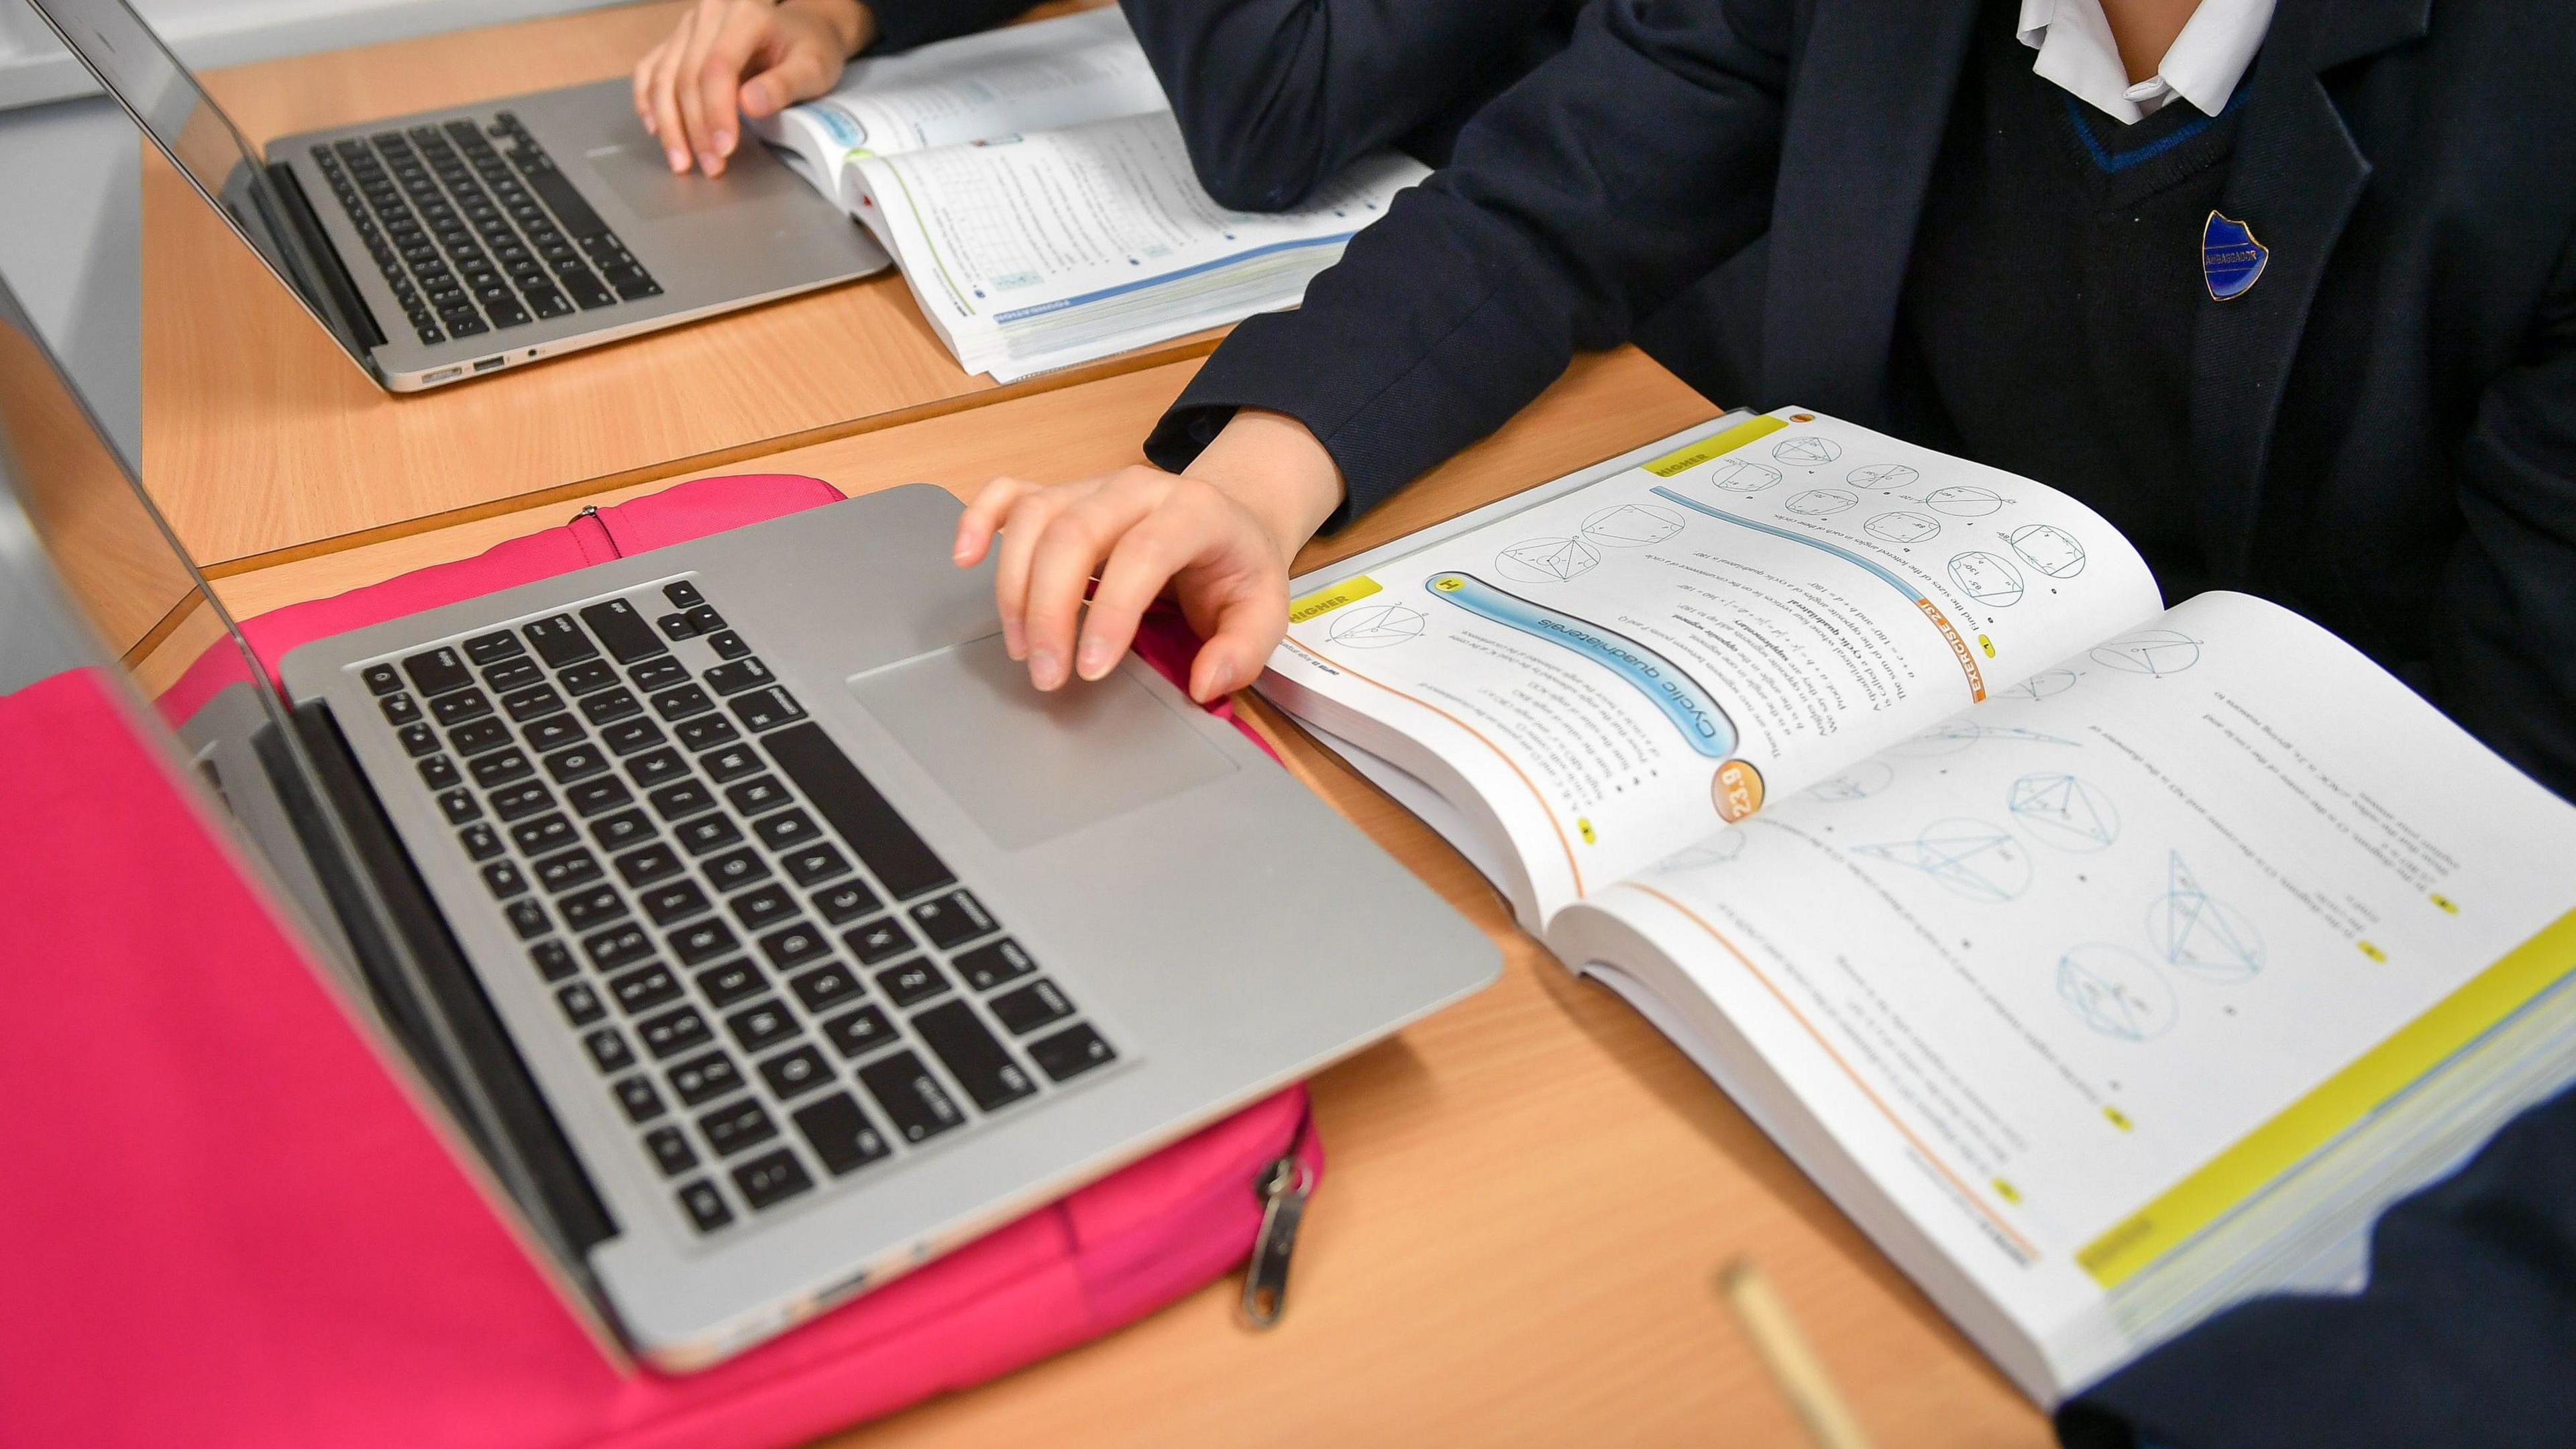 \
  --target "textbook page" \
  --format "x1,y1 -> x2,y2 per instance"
1263,408 -> 2161,926
1551,591 -> 2576,1394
